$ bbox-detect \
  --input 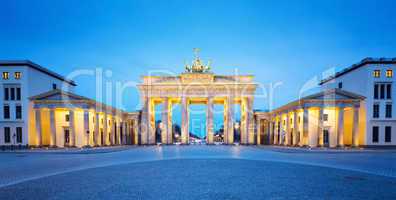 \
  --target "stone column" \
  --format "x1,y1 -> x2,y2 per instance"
161,98 -> 169,144
167,102 -> 173,144
140,97 -> 149,145
285,112 -> 290,146
269,119 -> 274,145
117,118 -> 122,145
49,109 -> 56,147
206,96 -> 214,144
83,110 -> 89,146
35,109 -> 42,147
308,107 -> 319,147
352,106 -> 360,147
256,118 -> 261,145
69,109 -> 76,147
122,121 -> 127,145
95,113 -> 100,146
109,119 -> 113,145
247,97 -> 255,144
276,117 -> 280,145
318,108 -> 324,147
279,113 -> 286,145
103,113 -> 108,145
337,107 -> 344,147
302,108 -> 309,147
226,97 -> 234,144
114,119 -> 118,145
115,119 -> 119,145
293,111 -> 298,146
181,96 -> 189,144
241,97 -> 248,144
274,117 -> 278,145
133,119 -> 139,145
148,99 -> 156,145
